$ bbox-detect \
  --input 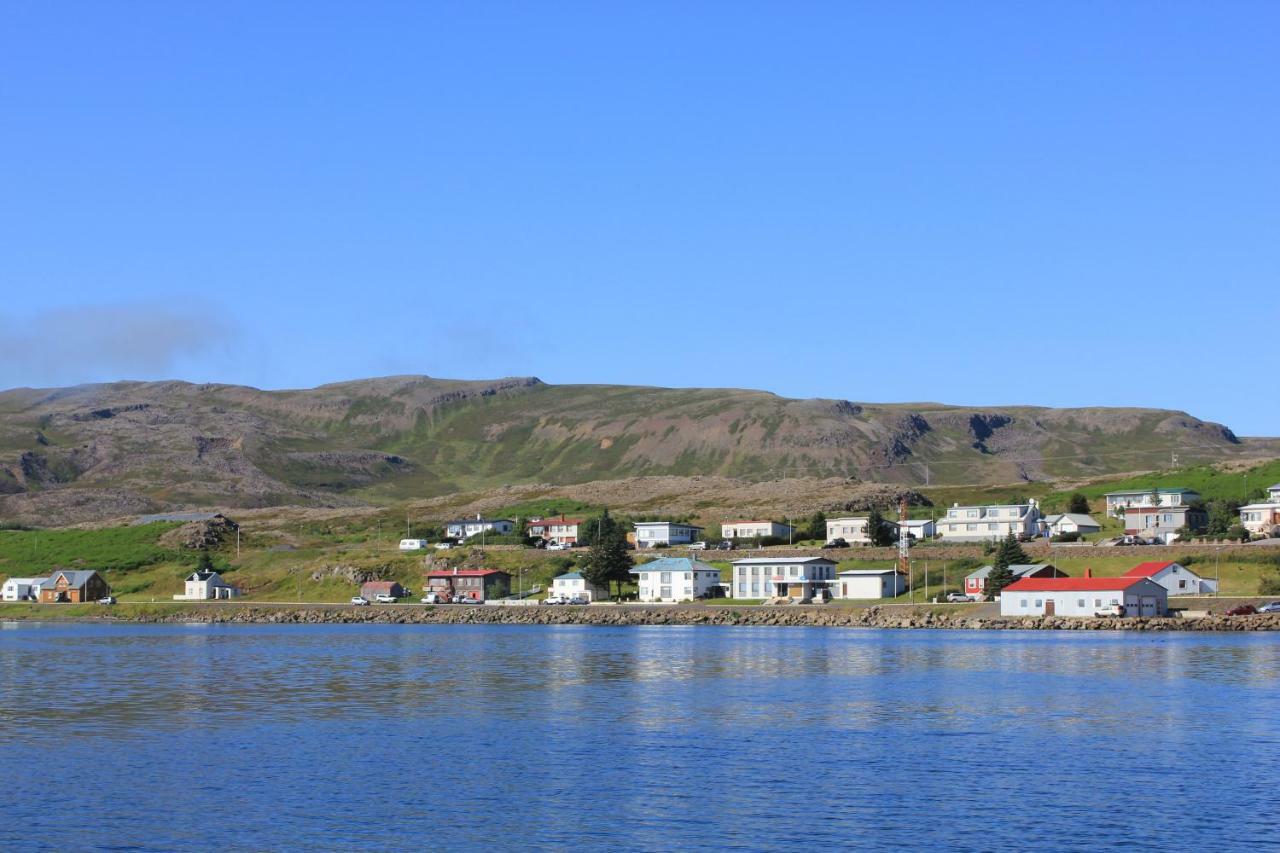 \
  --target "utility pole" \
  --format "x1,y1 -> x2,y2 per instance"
236,527 -> 241,559
898,496 -> 910,600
